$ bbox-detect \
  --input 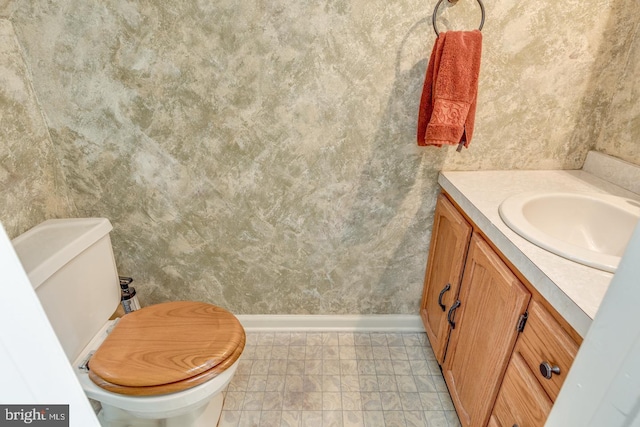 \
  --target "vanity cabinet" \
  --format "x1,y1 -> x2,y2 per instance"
420,192 -> 581,427
419,193 -> 472,364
